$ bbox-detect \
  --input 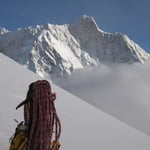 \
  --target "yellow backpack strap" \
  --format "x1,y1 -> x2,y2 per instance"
51,140 -> 61,150
9,122 -> 28,150
18,134 -> 28,150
